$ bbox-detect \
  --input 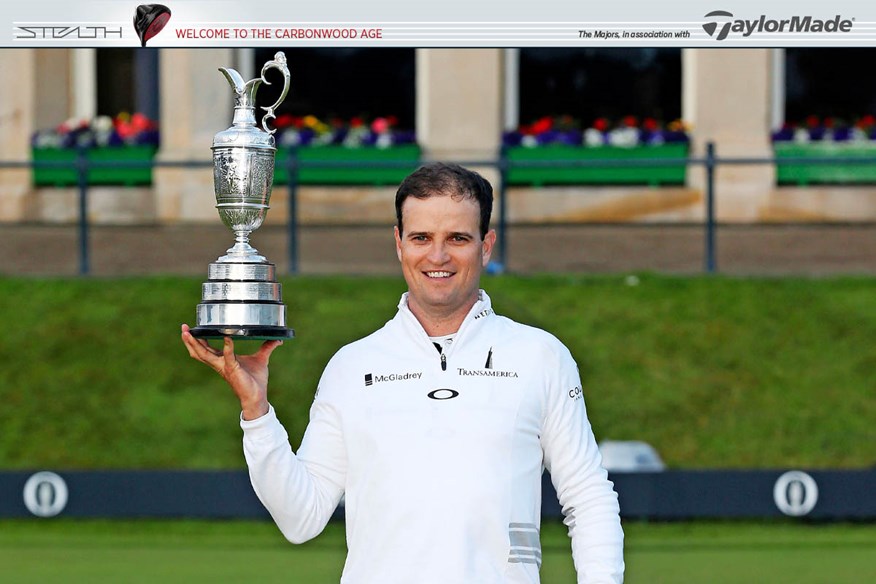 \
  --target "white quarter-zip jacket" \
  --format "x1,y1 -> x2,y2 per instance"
241,291 -> 624,583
